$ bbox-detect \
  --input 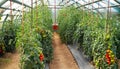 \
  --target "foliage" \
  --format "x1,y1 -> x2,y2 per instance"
16,24 -> 44,69
74,12 -> 118,68
33,6 -> 53,30
33,5 -> 53,63
0,30 -> 5,56
2,19 -> 20,52
57,6 -> 82,44
16,5 -> 53,69
58,6 -> 119,68
38,29 -> 53,62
